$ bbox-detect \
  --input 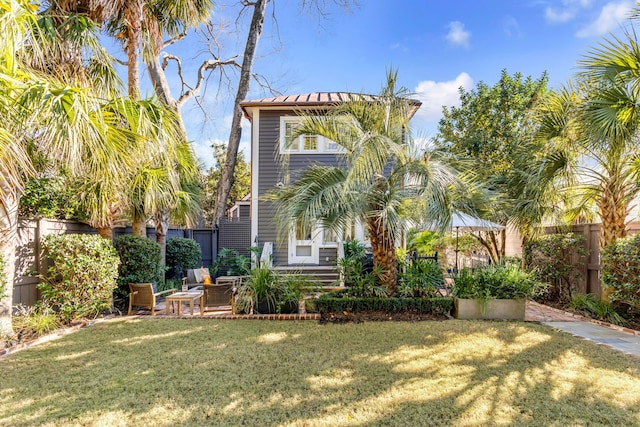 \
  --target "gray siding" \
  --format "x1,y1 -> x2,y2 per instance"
256,109 -> 341,266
